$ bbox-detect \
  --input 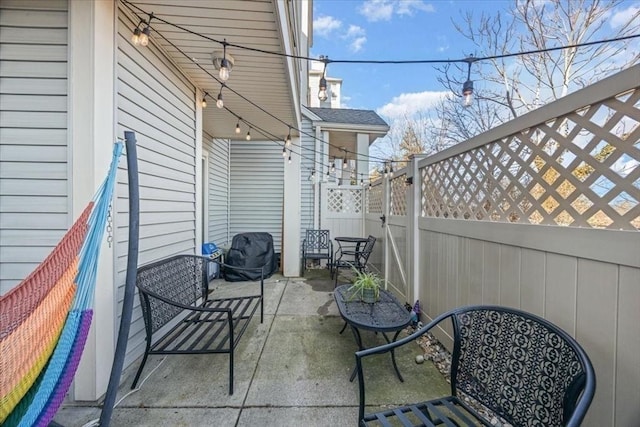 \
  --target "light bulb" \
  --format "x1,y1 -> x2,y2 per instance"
216,93 -> 224,109
330,164 -> 335,173
139,26 -> 150,47
285,133 -> 291,147
131,28 -> 141,45
282,147 -> 287,157
318,77 -> 328,102
219,59 -> 230,81
288,154 -> 292,164
462,80 -> 474,107
463,92 -> 473,107
201,98 -> 207,108
235,122 -> 241,134
246,130 -> 251,141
